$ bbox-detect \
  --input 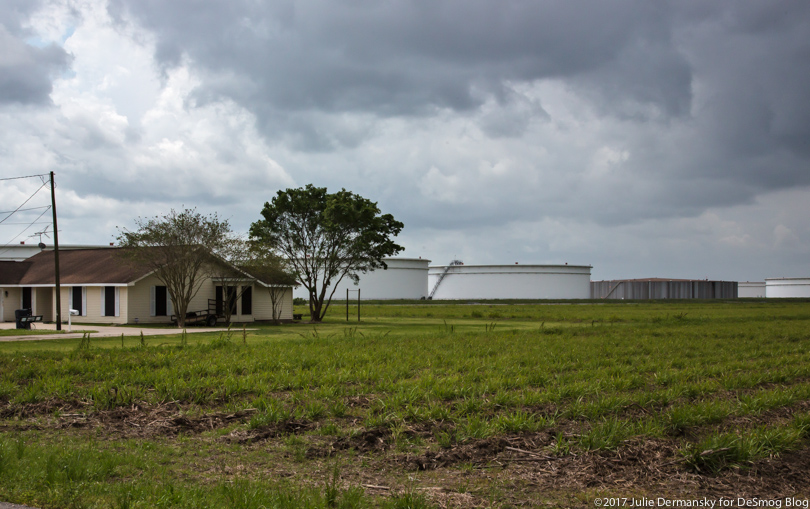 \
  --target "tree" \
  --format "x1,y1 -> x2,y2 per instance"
250,185 -> 404,322
239,246 -> 298,324
208,236 -> 253,326
117,208 -> 232,328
